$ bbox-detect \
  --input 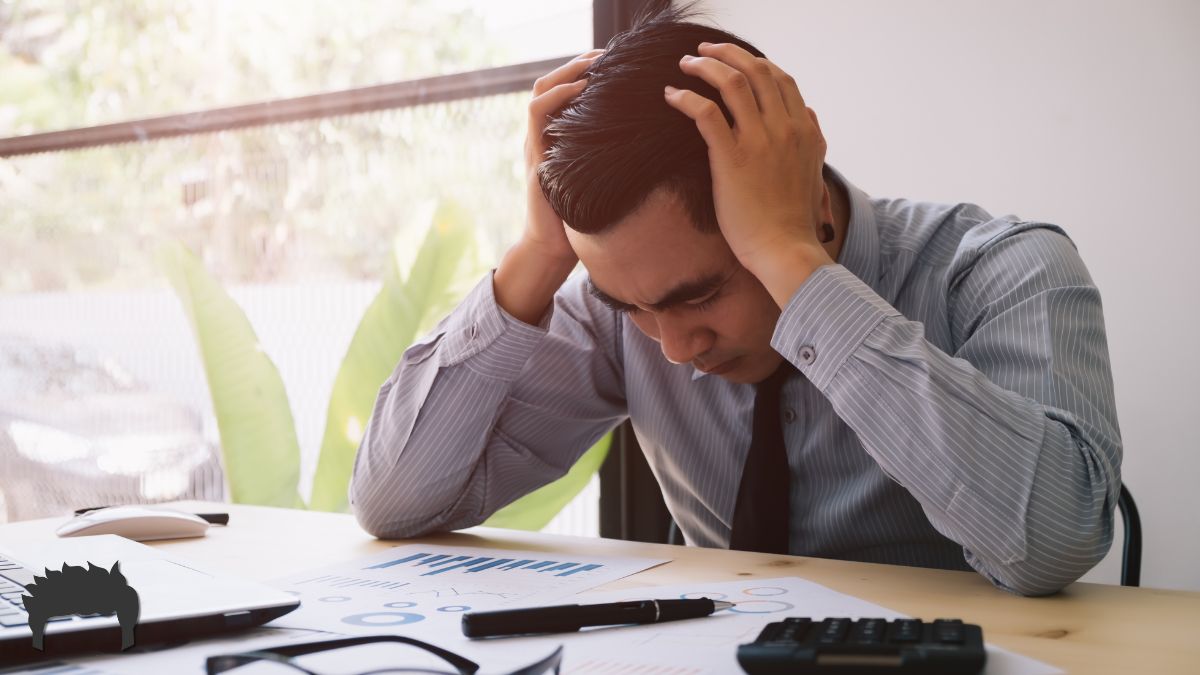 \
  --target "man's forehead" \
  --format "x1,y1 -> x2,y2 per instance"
567,186 -> 737,304
566,197 -> 722,262
569,185 -> 697,236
